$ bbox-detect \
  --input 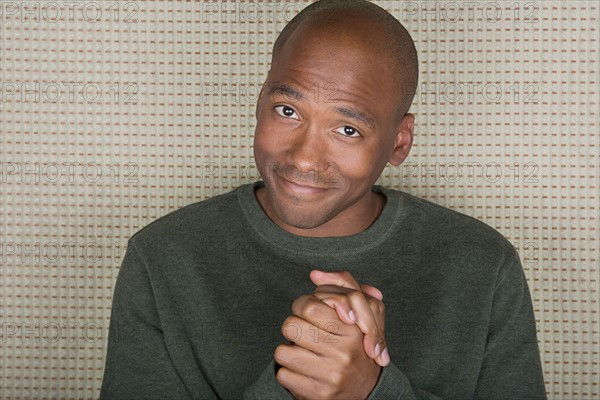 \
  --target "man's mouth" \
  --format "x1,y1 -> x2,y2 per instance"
276,174 -> 332,195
